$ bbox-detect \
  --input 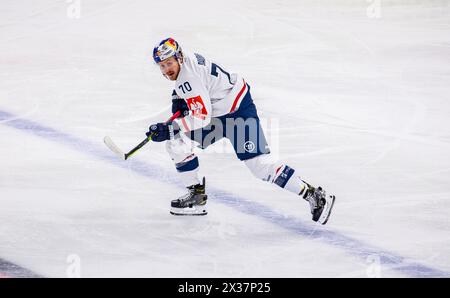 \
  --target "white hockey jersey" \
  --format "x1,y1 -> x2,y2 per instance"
172,51 -> 248,133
